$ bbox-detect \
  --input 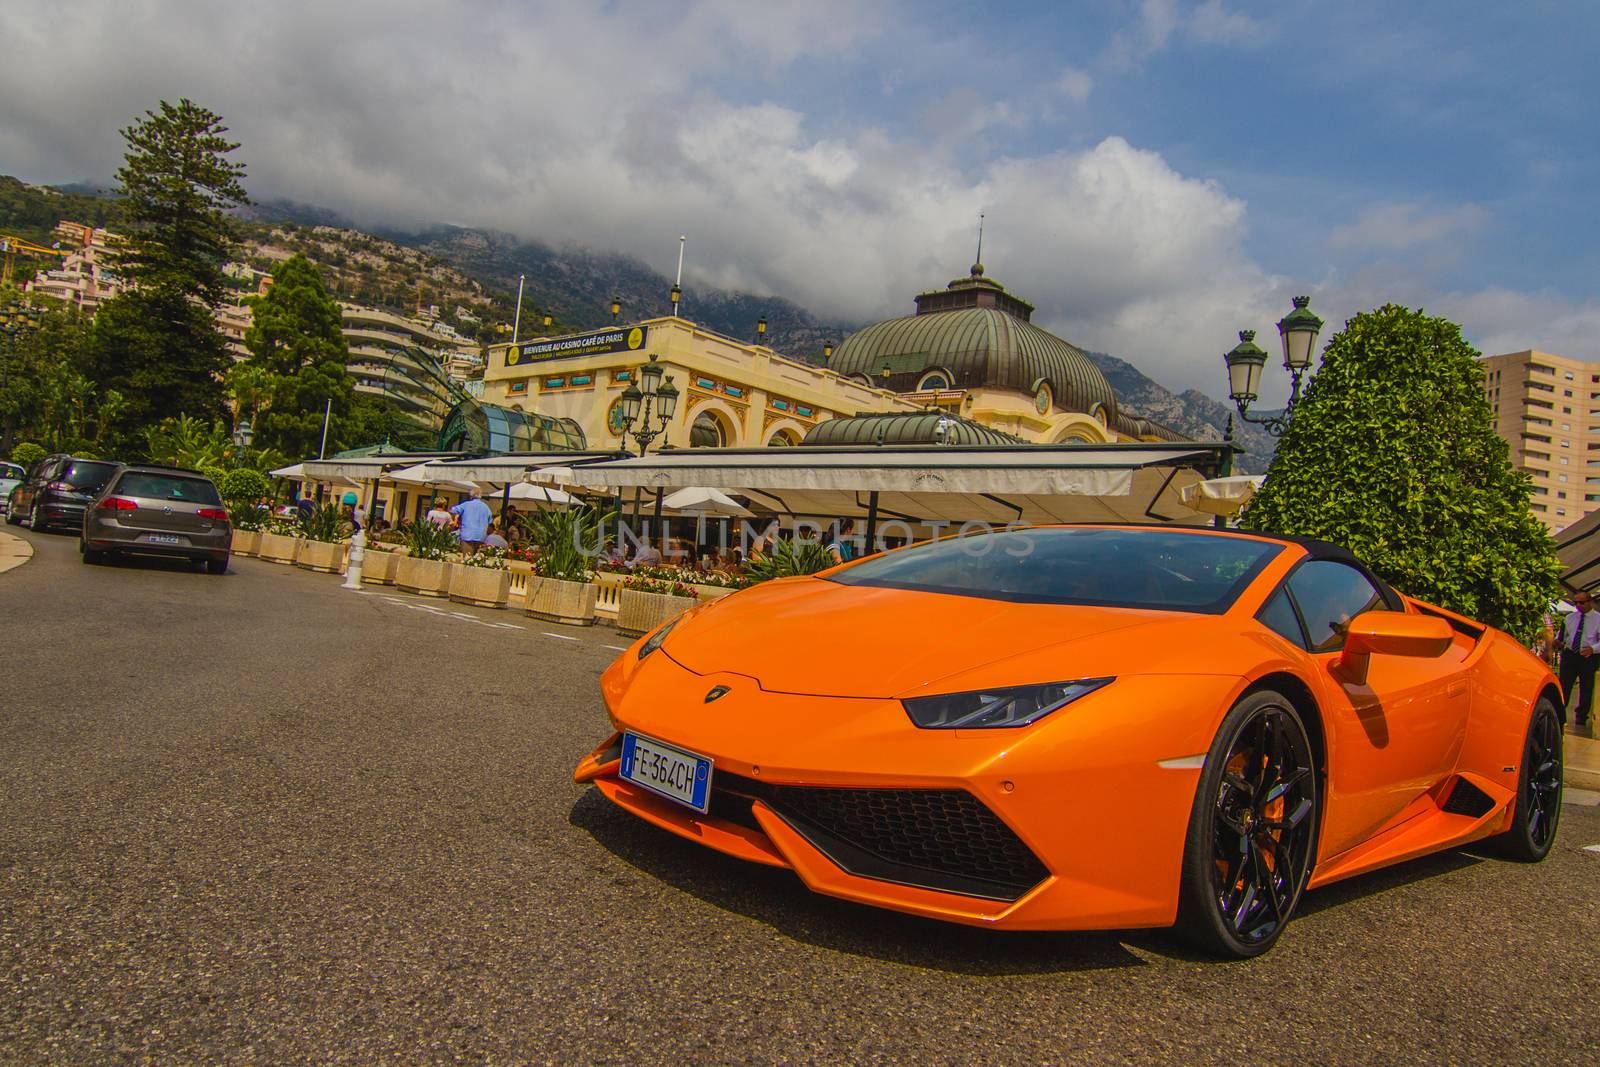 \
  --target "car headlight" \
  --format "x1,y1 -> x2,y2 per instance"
637,616 -> 682,660
901,678 -> 1113,729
